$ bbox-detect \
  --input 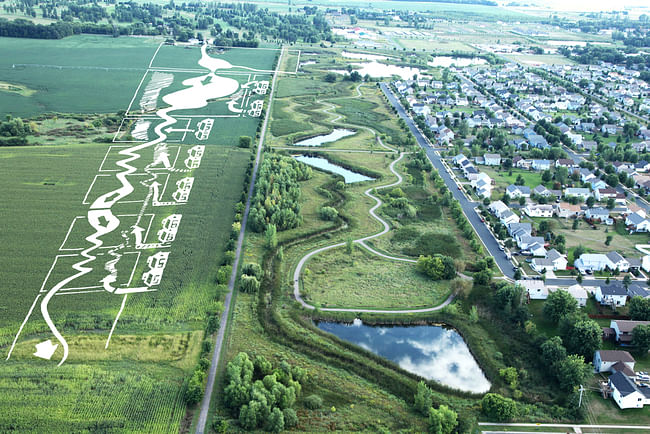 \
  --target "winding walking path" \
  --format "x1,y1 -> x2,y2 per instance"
292,150 -> 455,313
